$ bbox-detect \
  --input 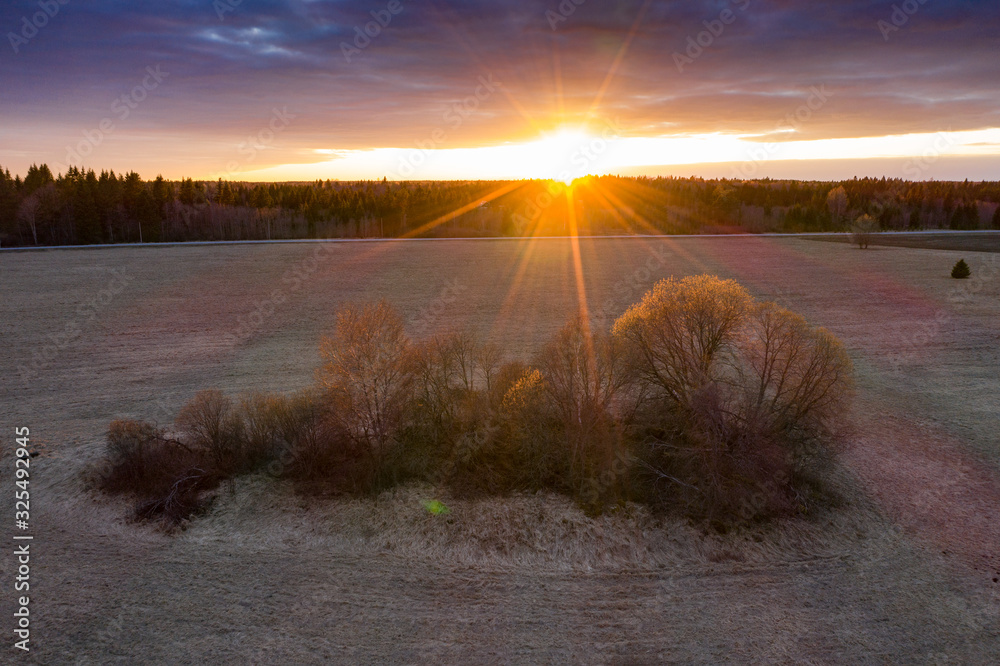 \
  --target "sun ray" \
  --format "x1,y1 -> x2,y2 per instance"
399,181 -> 524,239
588,179 -> 715,273
487,183 -> 582,346
586,0 -> 653,120
565,186 -> 591,323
